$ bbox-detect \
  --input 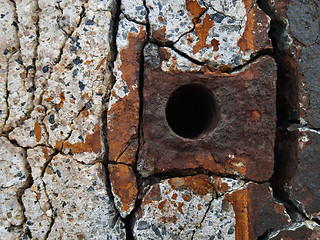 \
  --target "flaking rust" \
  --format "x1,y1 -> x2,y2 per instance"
107,18 -> 147,217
